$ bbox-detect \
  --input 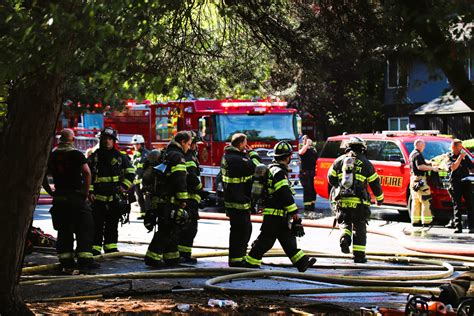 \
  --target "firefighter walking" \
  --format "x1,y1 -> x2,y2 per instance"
131,134 -> 149,219
43,129 -> 98,269
299,135 -> 318,212
144,131 -> 191,267
178,131 -> 202,263
220,133 -> 262,267
408,139 -> 438,227
88,127 -> 135,255
244,141 -> 317,272
328,137 -> 383,263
